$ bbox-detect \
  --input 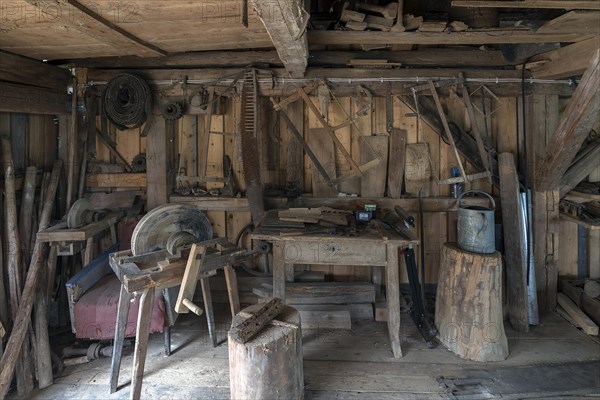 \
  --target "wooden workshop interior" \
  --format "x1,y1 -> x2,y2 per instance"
0,0 -> 599,399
